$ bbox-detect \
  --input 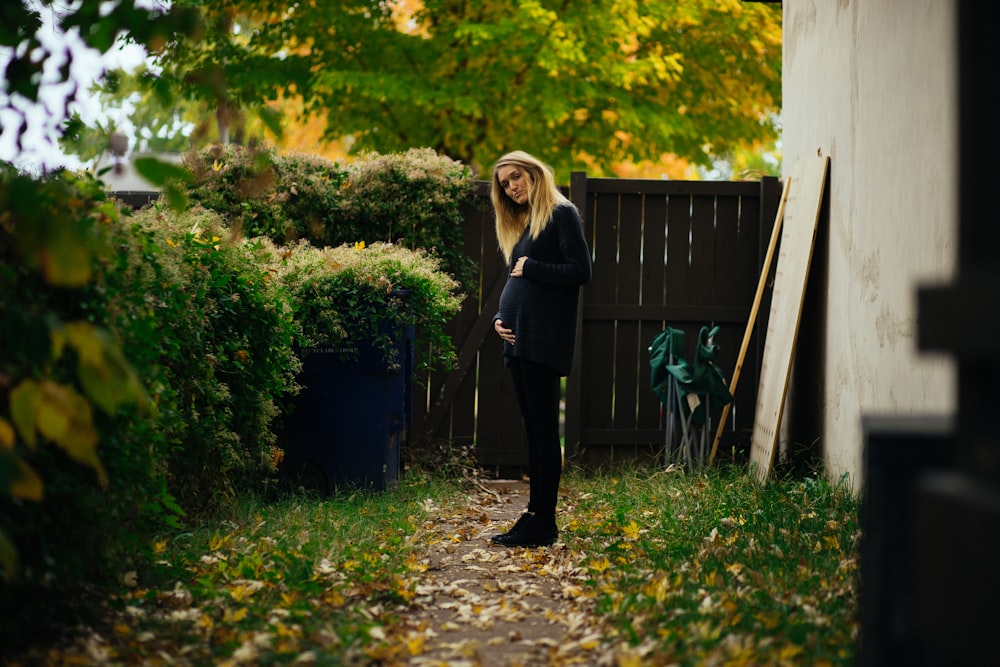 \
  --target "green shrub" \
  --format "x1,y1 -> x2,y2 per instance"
183,144 -> 348,244
0,166 -> 153,649
272,240 -> 464,376
99,205 -> 301,514
181,146 -> 476,290
337,148 -> 476,289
